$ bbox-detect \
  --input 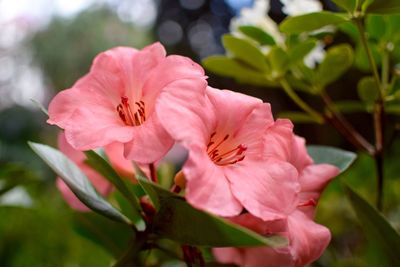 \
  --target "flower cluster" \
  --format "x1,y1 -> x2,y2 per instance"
47,43 -> 338,266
